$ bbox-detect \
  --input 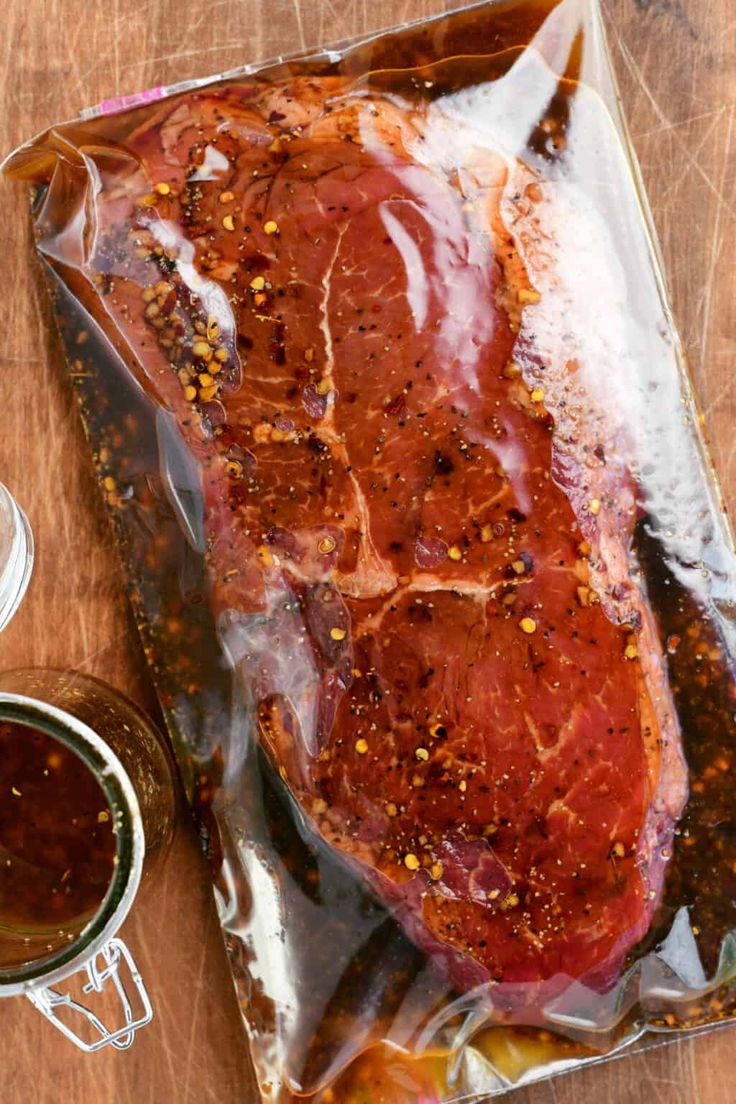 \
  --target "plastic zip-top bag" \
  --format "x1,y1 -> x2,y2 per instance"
5,1 -> 736,1099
